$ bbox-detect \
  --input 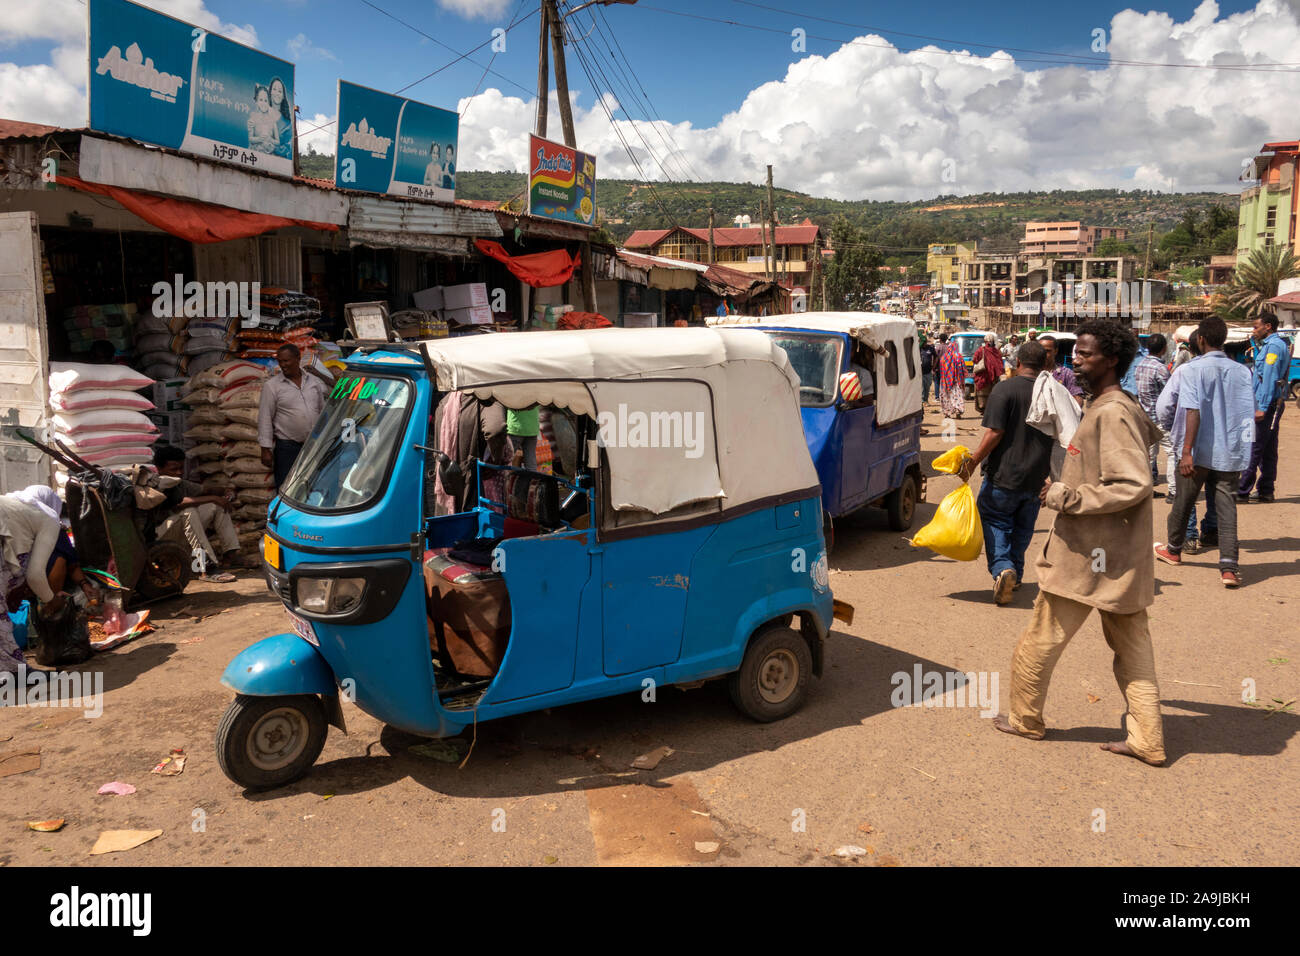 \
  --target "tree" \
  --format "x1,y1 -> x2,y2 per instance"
823,218 -> 883,309
1096,236 -> 1139,257
1215,245 -> 1300,319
